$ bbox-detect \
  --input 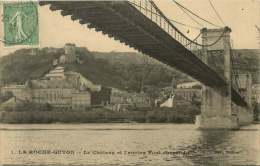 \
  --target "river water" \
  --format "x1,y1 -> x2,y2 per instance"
0,123 -> 259,166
